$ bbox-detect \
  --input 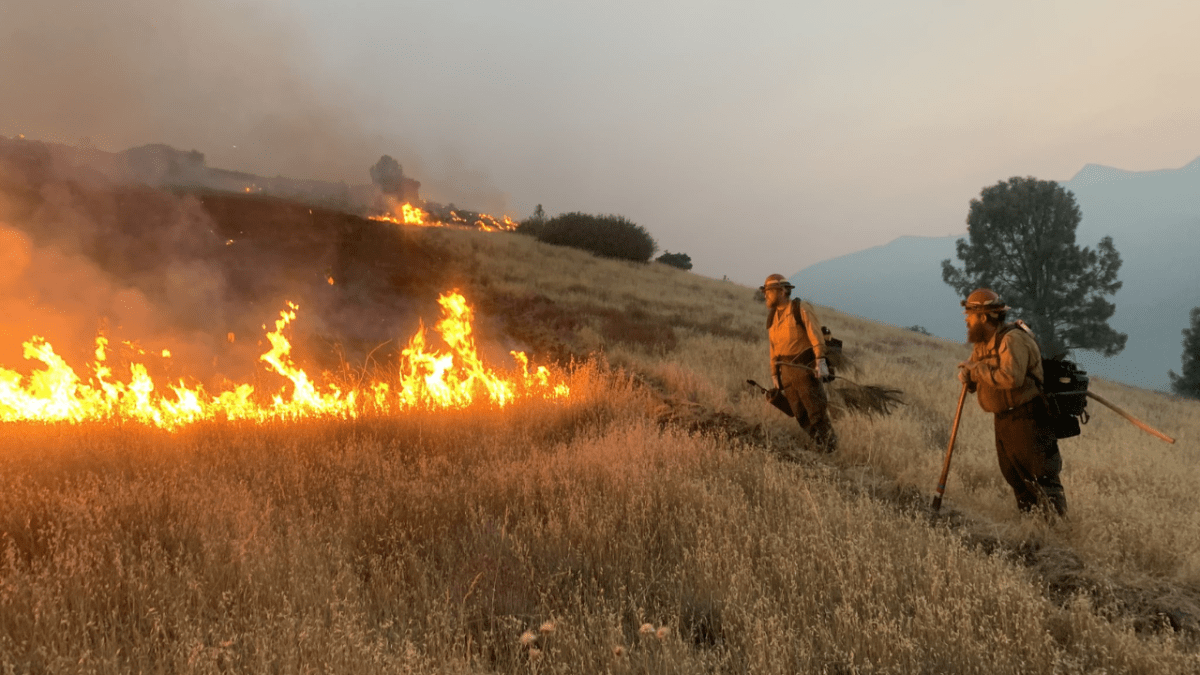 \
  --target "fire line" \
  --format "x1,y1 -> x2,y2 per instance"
0,292 -> 568,429
369,202 -> 518,232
